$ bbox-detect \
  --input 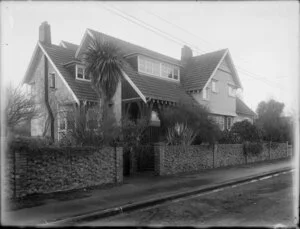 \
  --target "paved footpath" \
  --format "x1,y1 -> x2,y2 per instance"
3,158 -> 293,226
